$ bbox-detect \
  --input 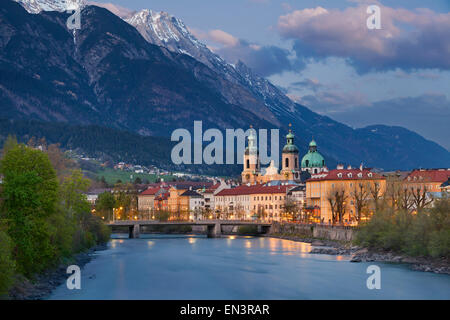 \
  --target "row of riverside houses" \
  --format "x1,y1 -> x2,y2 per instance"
130,127 -> 450,224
